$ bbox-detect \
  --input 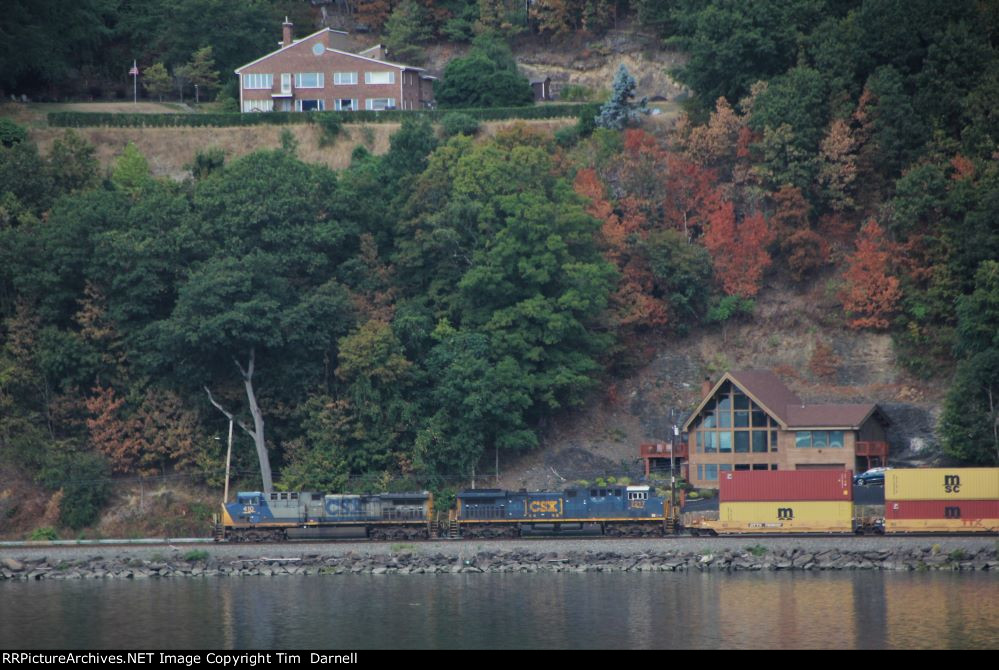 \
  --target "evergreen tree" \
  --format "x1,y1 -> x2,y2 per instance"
595,65 -> 648,130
